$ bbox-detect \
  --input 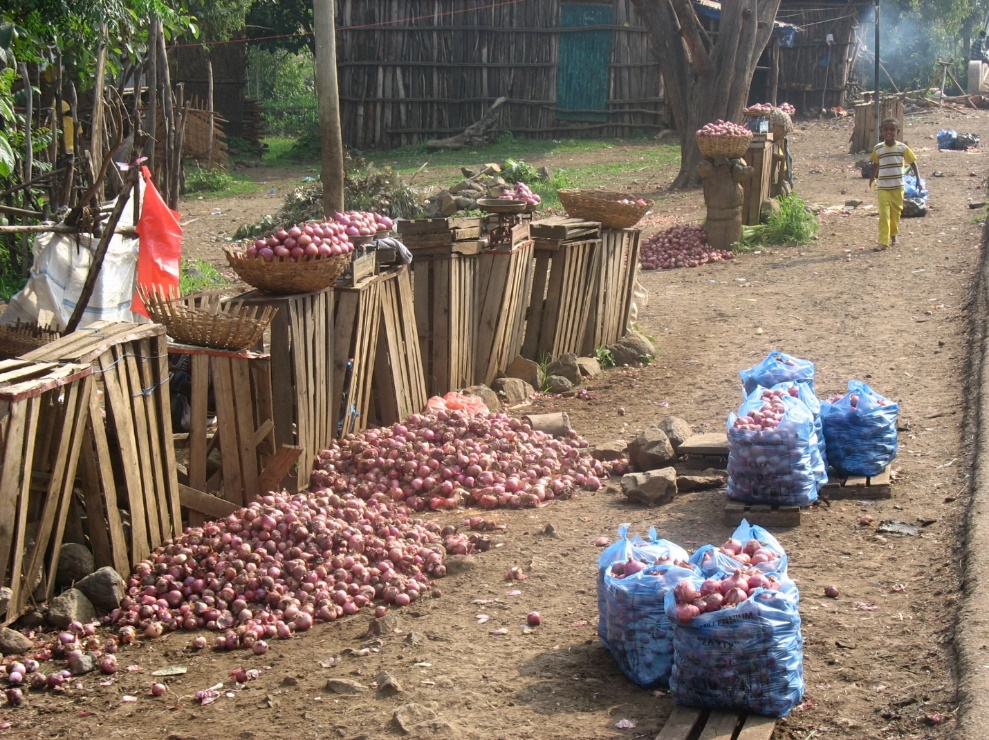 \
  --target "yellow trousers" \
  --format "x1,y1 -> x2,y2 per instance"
877,187 -> 904,247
